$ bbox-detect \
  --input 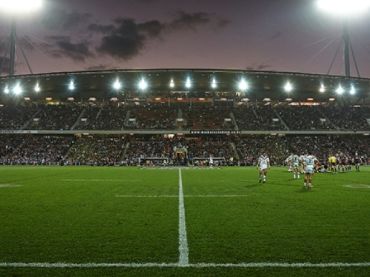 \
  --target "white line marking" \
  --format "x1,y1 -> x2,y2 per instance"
115,195 -> 248,198
0,262 -> 369,268
344,184 -> 370,189
0,184 -> 22,188
62,179 -> 140,182
178,168 -> 189,266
